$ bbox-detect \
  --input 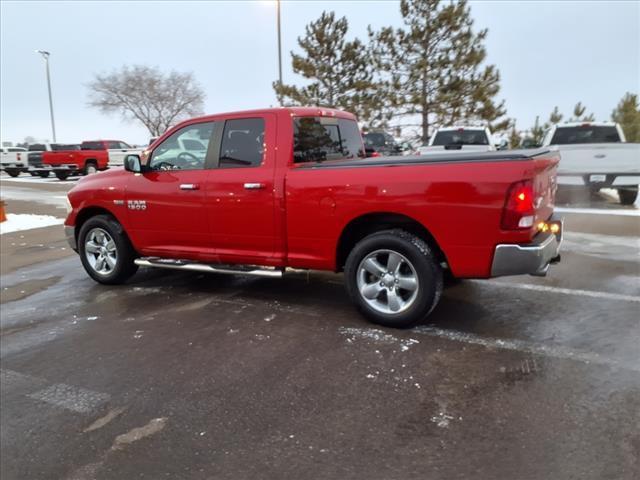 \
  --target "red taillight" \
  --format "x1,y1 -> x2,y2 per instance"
370,151 -> 381,157
17,153 -> 21,160
502,180 -> 535,230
